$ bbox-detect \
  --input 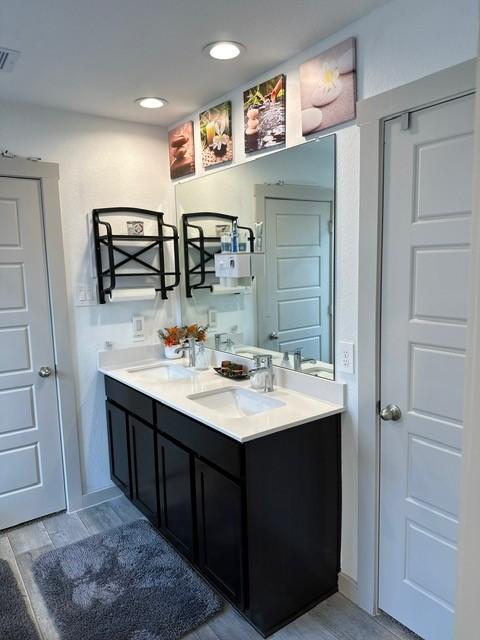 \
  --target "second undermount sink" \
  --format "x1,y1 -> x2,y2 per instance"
127,362 -> 194,382
187,386 -> 285,418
